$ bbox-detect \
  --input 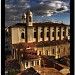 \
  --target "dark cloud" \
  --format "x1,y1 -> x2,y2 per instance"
28,0 -> 69,16
56,8 -> 65,11
5,0 -> 70,26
